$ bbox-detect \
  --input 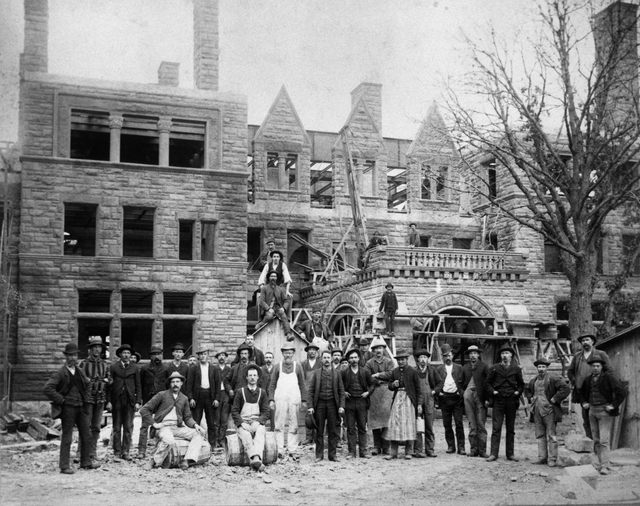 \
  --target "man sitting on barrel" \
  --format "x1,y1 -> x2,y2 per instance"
231,364 -> 270,472
140,371 -> 206,471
